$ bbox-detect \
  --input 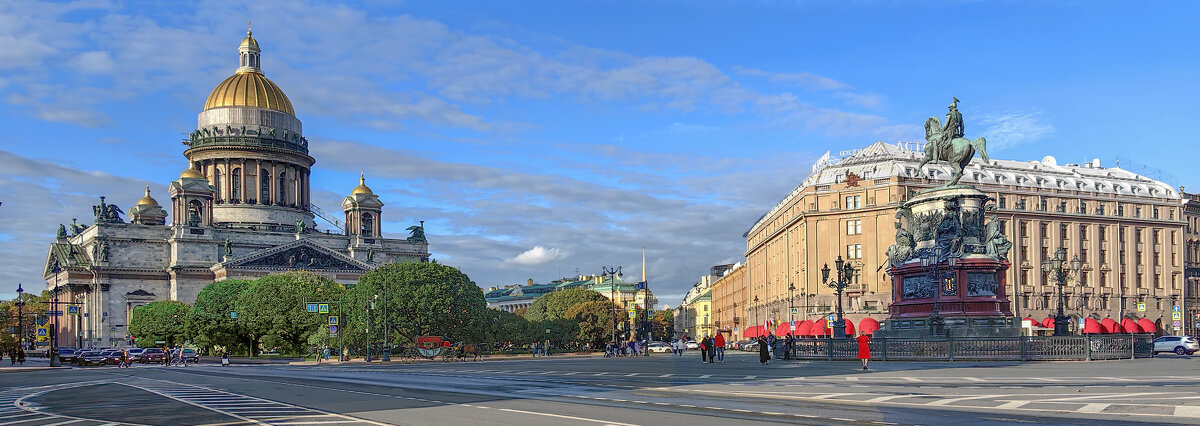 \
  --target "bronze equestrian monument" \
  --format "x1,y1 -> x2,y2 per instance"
880,98 -> 1019,338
